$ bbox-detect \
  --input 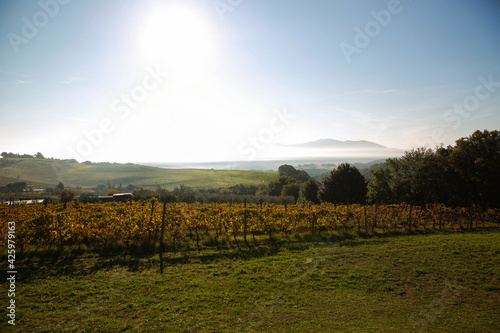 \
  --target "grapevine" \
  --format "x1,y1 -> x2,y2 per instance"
1,202 -> 498,253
